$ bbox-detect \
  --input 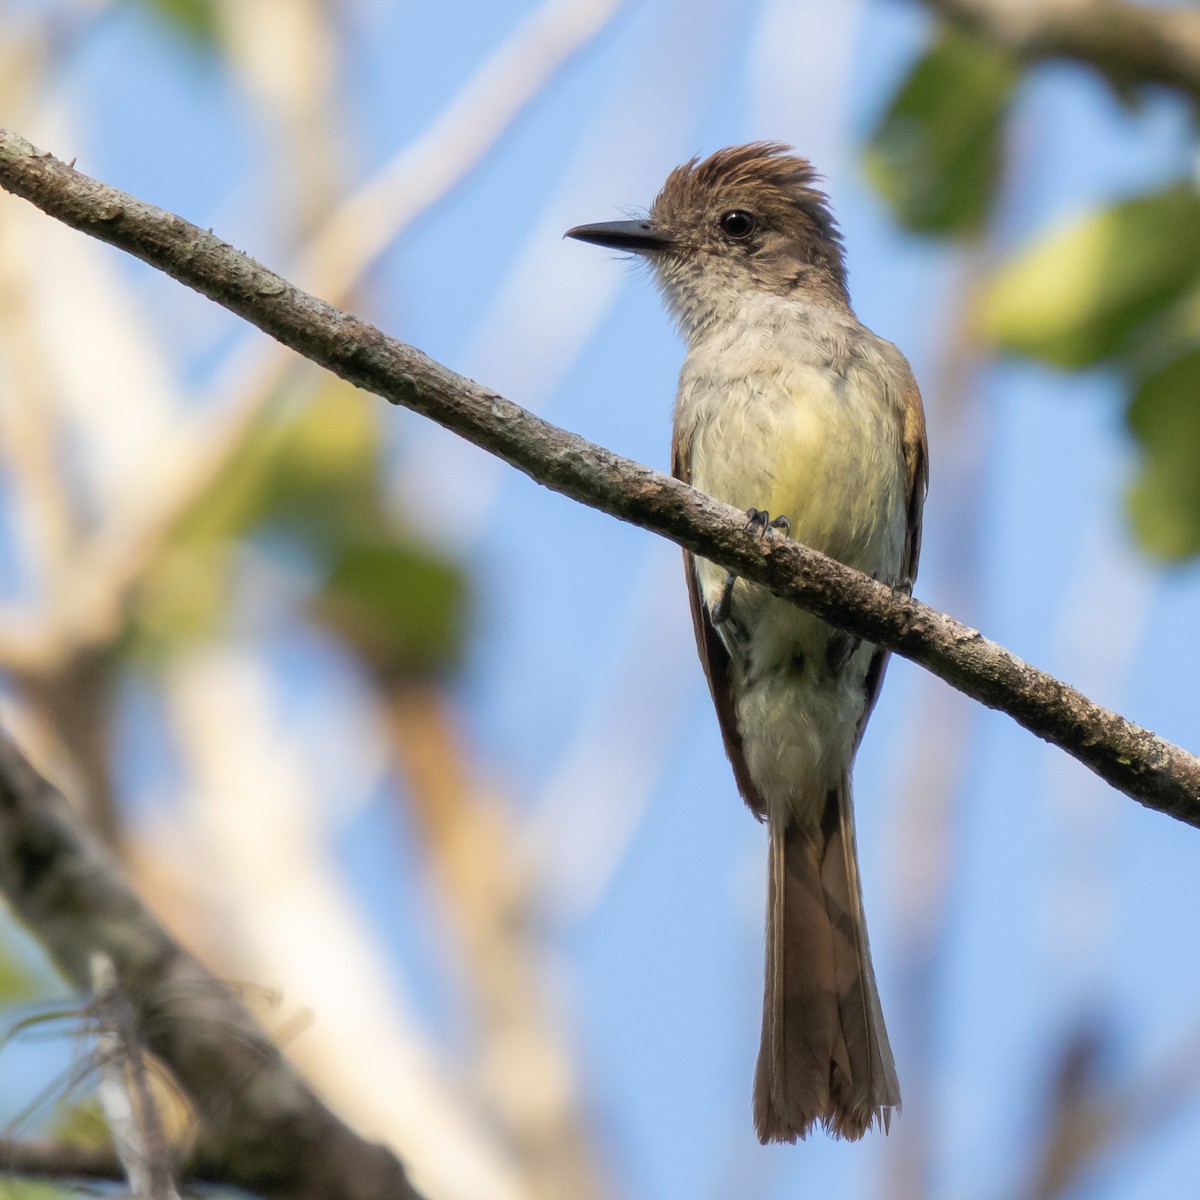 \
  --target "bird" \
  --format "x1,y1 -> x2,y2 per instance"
566,143 -> 927,1143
